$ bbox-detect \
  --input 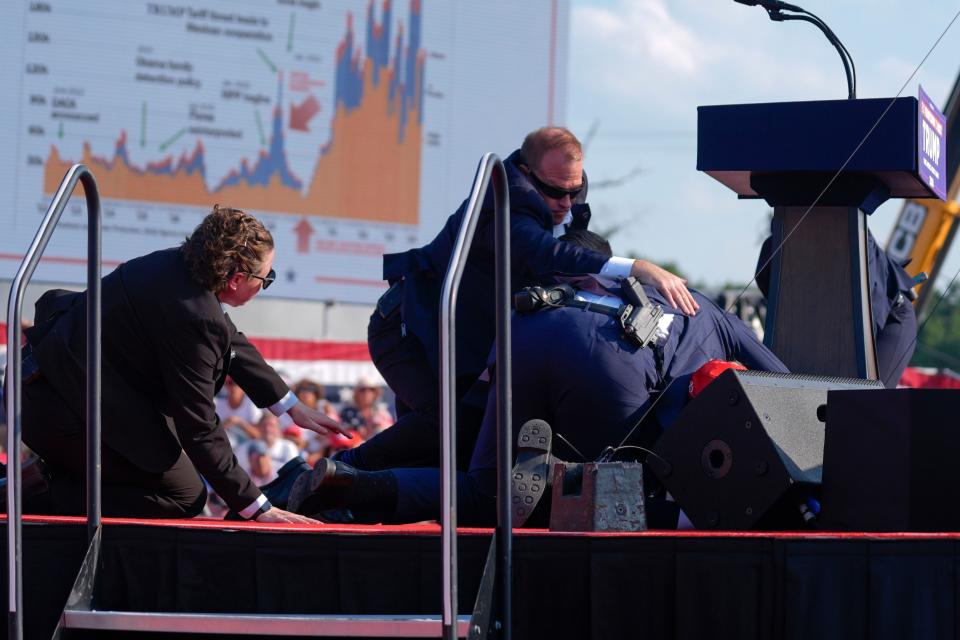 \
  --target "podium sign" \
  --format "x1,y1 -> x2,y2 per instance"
918,85 -> 947,200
